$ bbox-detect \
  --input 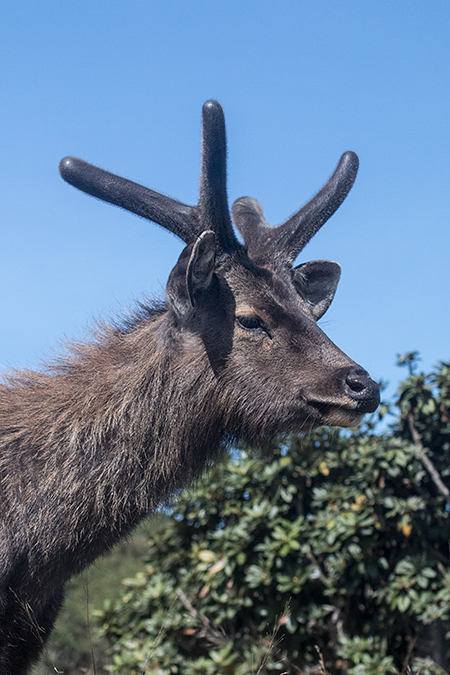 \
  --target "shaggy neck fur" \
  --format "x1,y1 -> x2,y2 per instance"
0,304 -> 223,599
